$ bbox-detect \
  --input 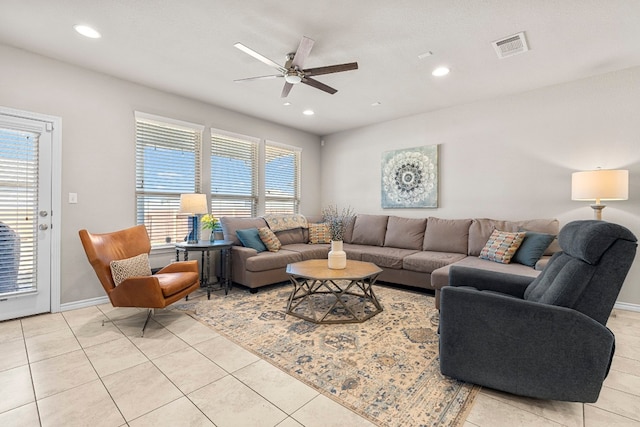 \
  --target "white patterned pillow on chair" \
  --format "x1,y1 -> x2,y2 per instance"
110,253 -> 152,286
